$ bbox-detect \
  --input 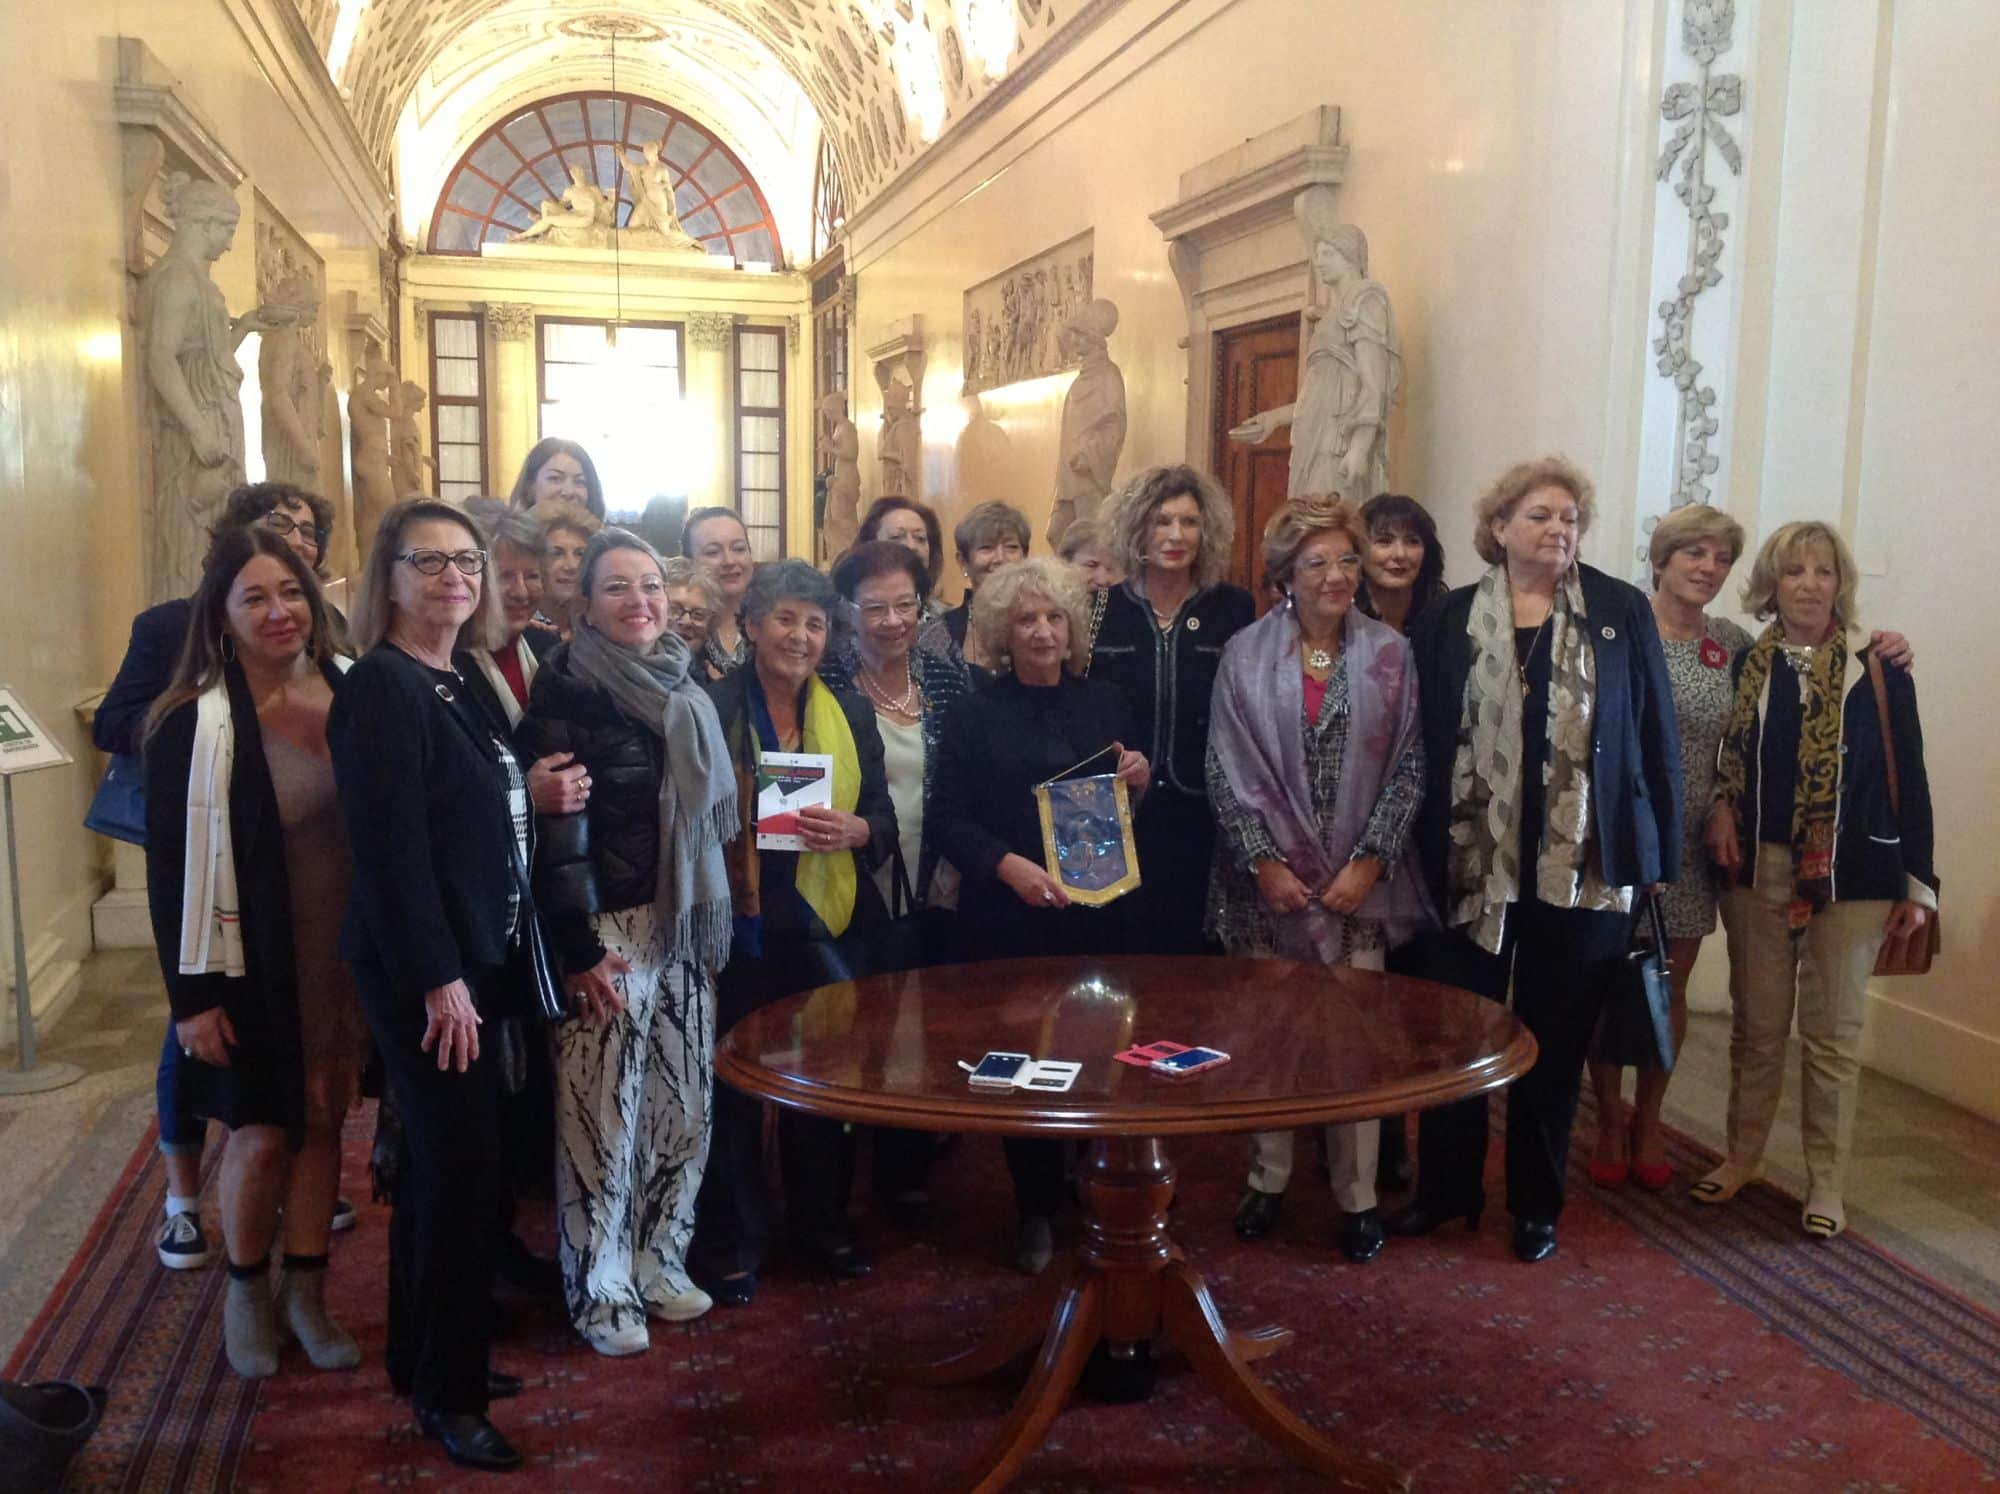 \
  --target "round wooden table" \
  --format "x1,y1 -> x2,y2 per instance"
716,955 -> 1536,1492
